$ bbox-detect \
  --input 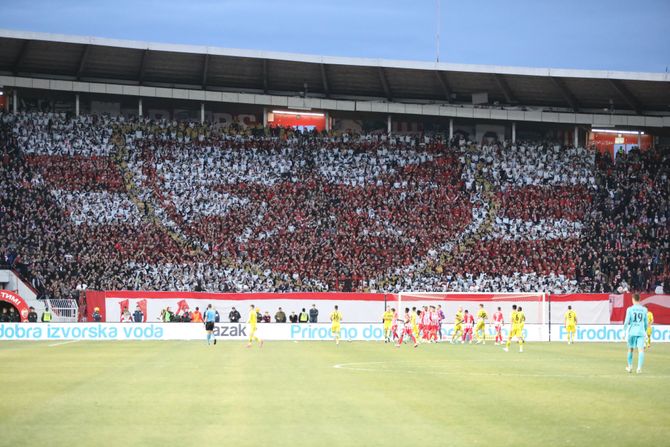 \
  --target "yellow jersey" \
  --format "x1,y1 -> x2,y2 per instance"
410,312 -> 417,326
515,311 -> 526,327
455,311 -> 464,325
382,310 -> 394,324
647,311 -> 654,326
330,311 -> 343,324
565,310 -> 577,325
248,309 -> 258,327
510,310 -> 518,327
477,309 -> 488,321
